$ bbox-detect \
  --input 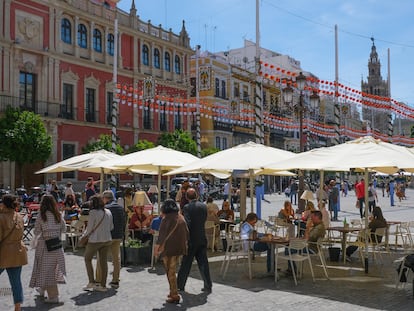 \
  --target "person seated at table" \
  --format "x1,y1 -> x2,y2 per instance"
285,211 -> 326,274
217,201 -> 234,222
129,205 -> 153,243
278,200 -> 295,238
345,206 -> 387,260
149,211 -> 163,234
63,194 -> 79,222
297,201 -> 316,237
240,213 -> 271,273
